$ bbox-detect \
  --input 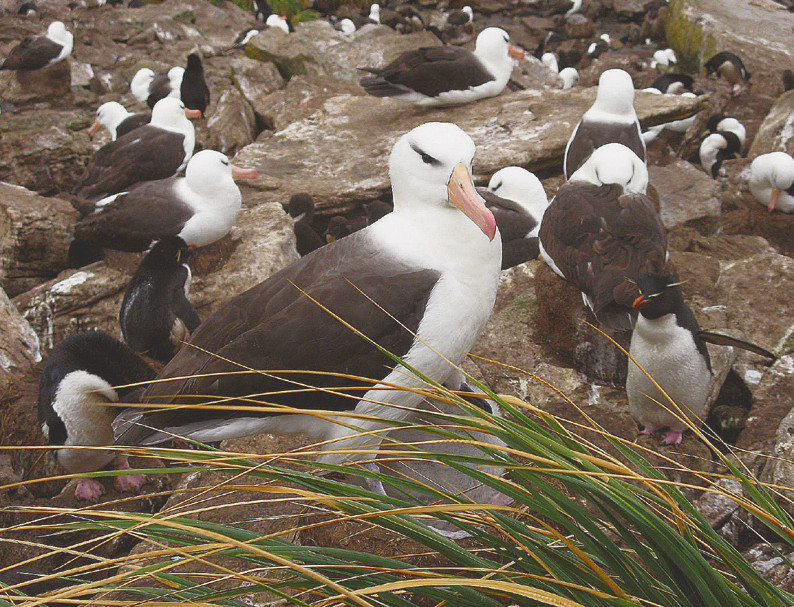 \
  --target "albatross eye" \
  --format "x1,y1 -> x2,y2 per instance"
420,152 -> 436,165
221,159 -> 229,166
